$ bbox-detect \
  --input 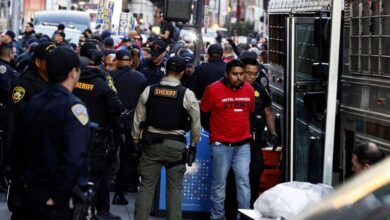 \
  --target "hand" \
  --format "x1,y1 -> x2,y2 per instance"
131,142 -> 142,161
46,198 -> 55,206
269,134 -> 279,151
